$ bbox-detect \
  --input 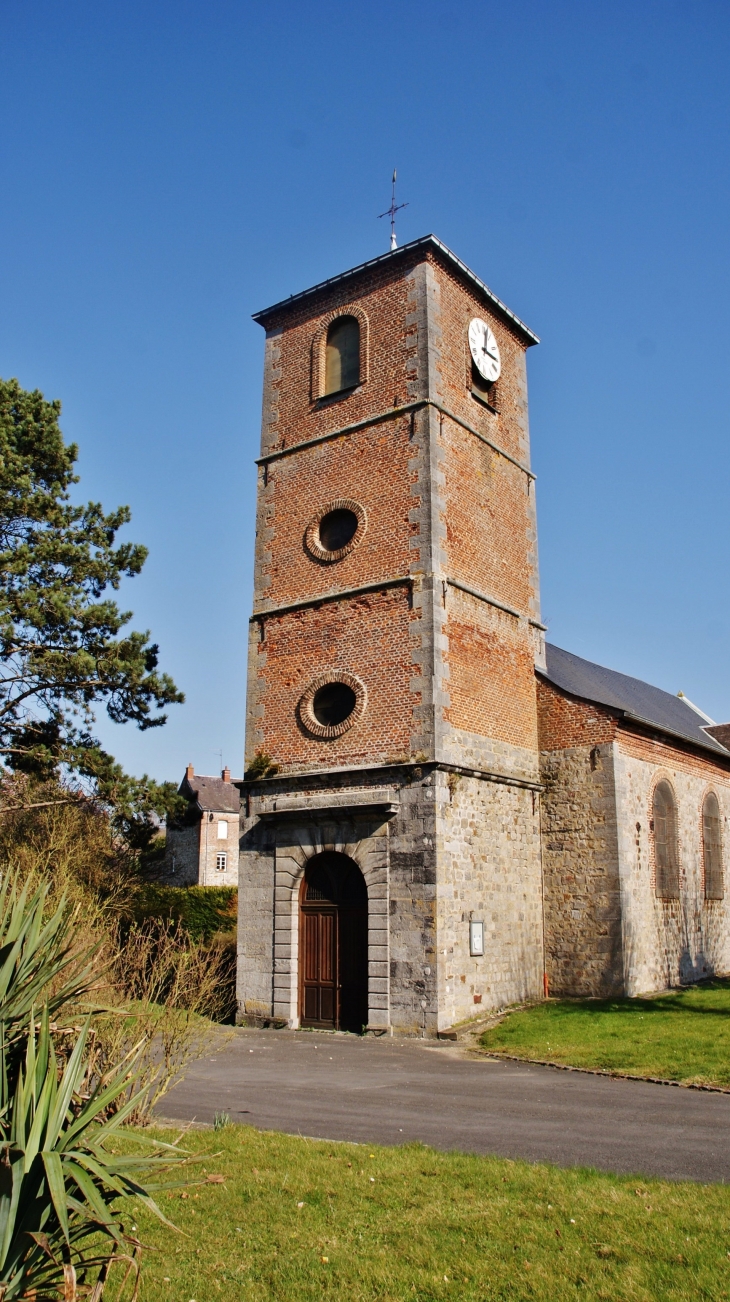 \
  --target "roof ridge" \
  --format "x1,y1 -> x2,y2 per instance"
252,234 -> 539,345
